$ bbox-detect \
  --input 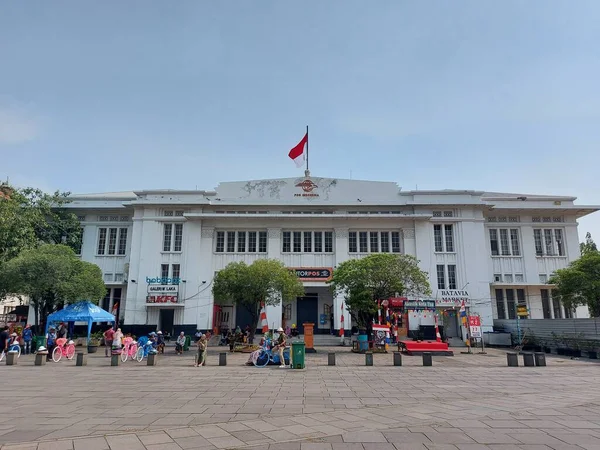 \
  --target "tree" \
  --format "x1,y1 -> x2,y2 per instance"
549,251 -> 600,317
0,184 -> 82,265
0,244 -> 106,332
212,259 -> 304,342
580,232 -> 598,256
329,253 -> 431,331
